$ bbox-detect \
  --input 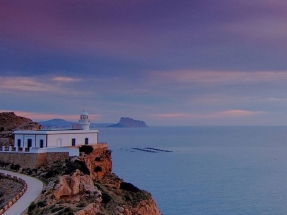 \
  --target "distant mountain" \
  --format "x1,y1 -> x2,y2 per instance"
90,123 -> 114,128
39,118 -> 72,125
108,117 -> 148,128
38,119 -> 74,129
38,119 -> 113,129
